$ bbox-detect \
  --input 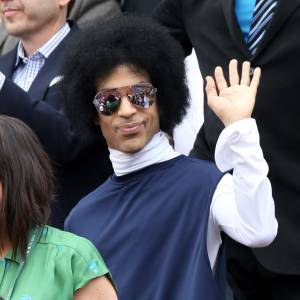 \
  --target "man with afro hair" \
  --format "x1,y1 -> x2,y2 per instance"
64,16 -> 277,300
